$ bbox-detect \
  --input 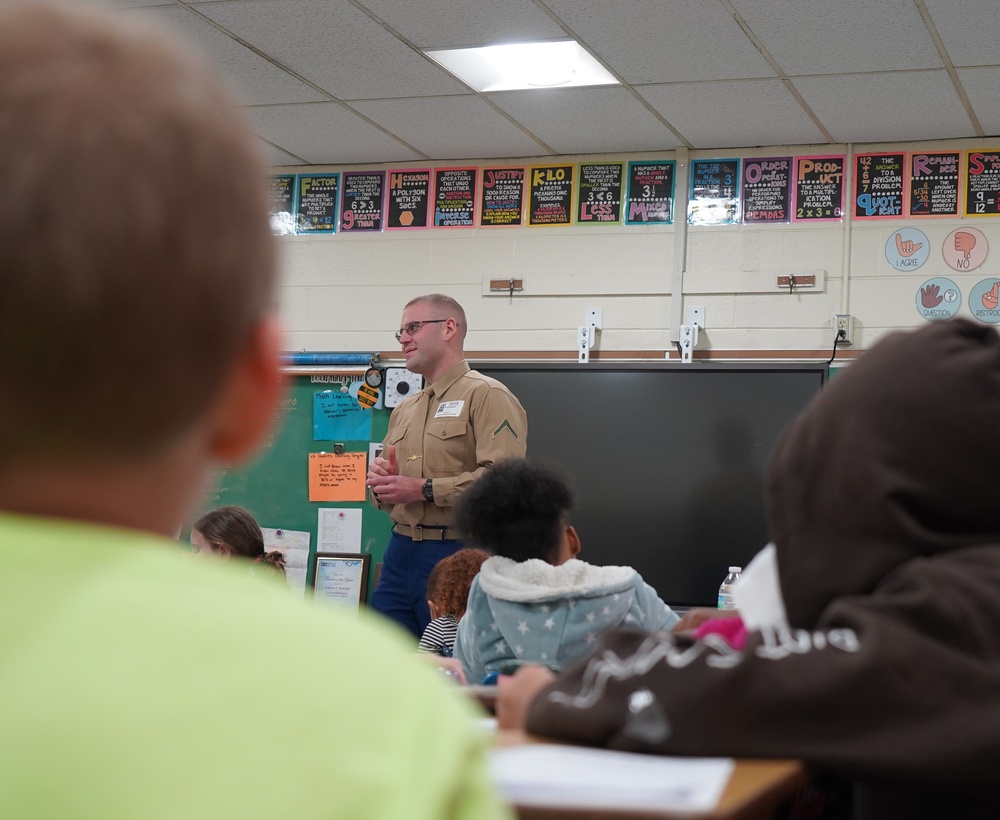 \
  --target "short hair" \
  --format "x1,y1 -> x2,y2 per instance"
454,459 -> 575,564
0,3 -> 276,463
193,505 -> 285,576
404,294 -> 467,342
426,548 -> 489,619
